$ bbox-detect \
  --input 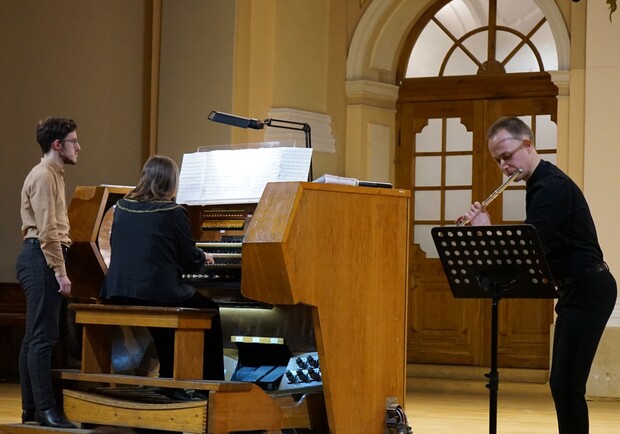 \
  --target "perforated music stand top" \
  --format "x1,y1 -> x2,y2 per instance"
431,224 -> 557,299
